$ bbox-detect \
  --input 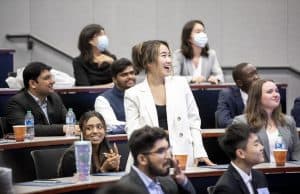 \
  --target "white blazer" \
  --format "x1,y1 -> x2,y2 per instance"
124,76 -> 208,166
